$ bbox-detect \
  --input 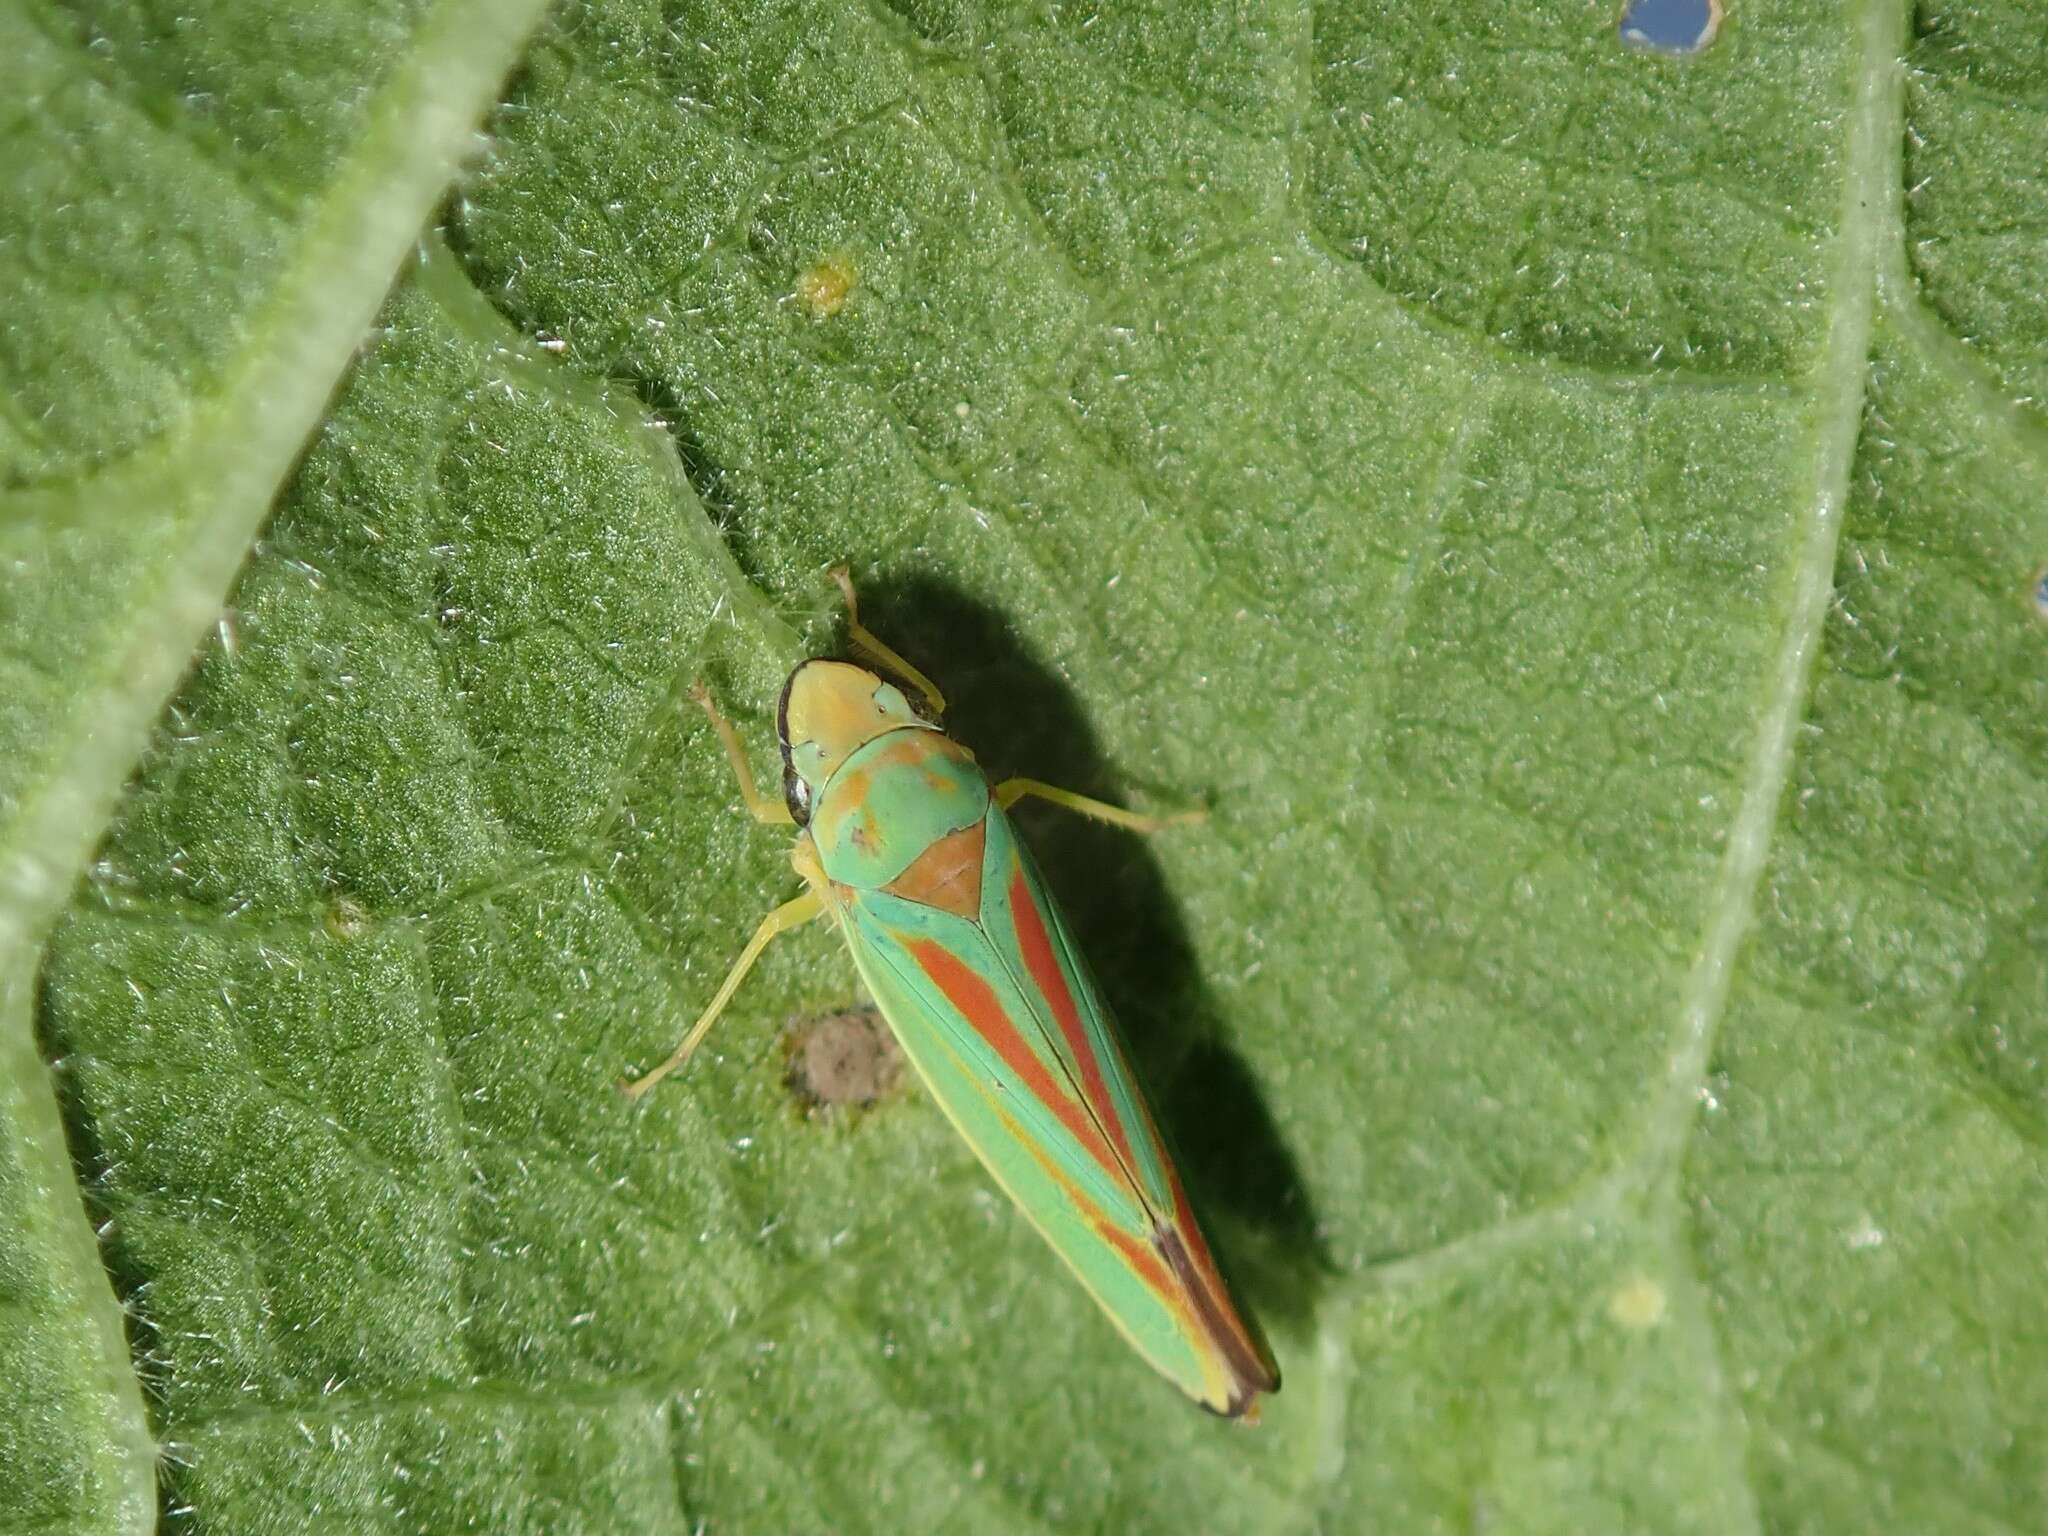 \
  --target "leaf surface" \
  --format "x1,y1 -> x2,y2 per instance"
5,1 -> 2046,1532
